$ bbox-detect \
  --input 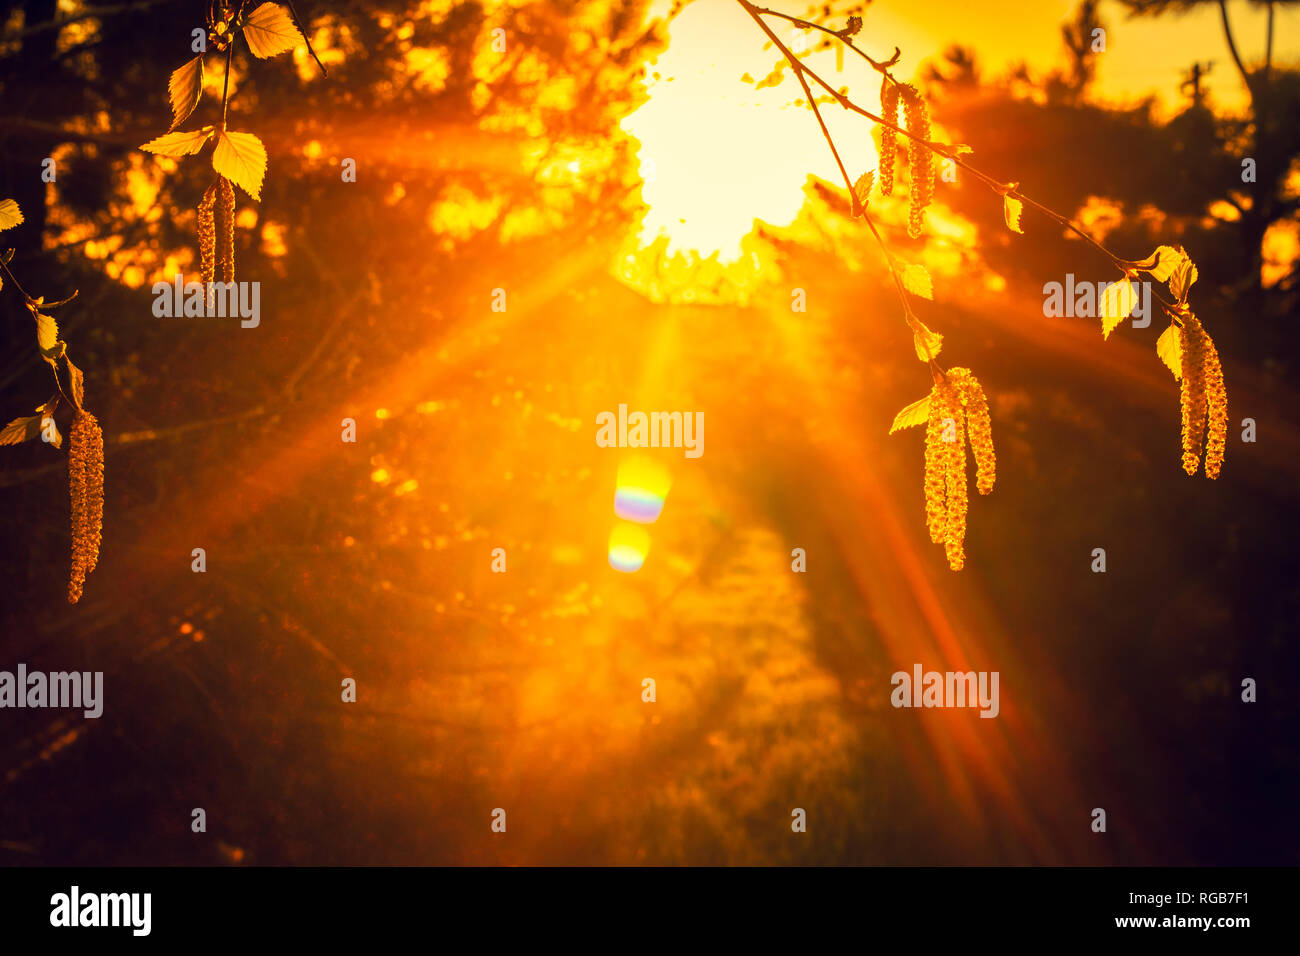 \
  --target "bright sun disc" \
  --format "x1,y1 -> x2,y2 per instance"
621,1 -> 870,262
